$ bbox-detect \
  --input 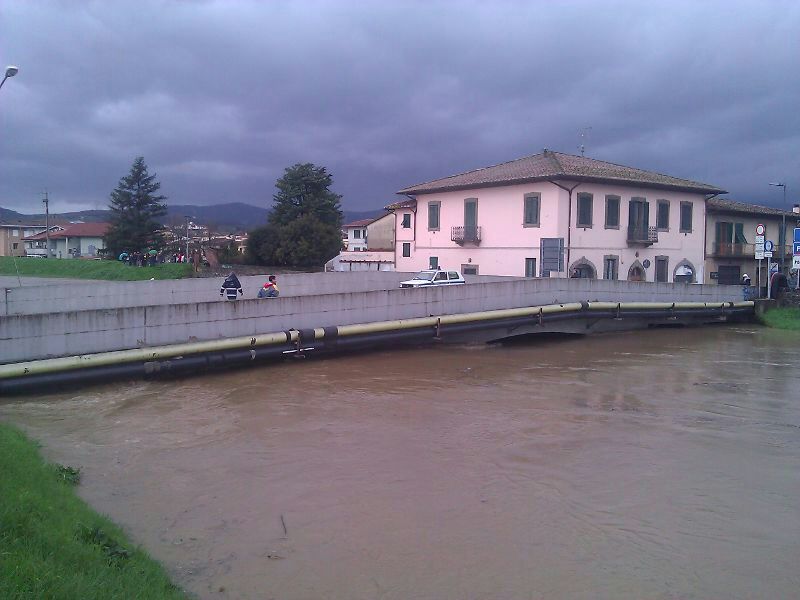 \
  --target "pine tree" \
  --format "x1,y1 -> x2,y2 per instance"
249,163 -> 343,267
105,157 -> 168,256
